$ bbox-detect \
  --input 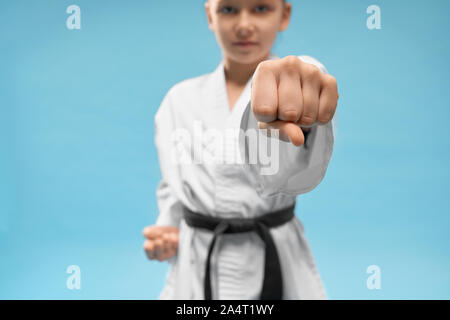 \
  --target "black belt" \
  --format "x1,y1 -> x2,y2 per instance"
183,203 -> 296,300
